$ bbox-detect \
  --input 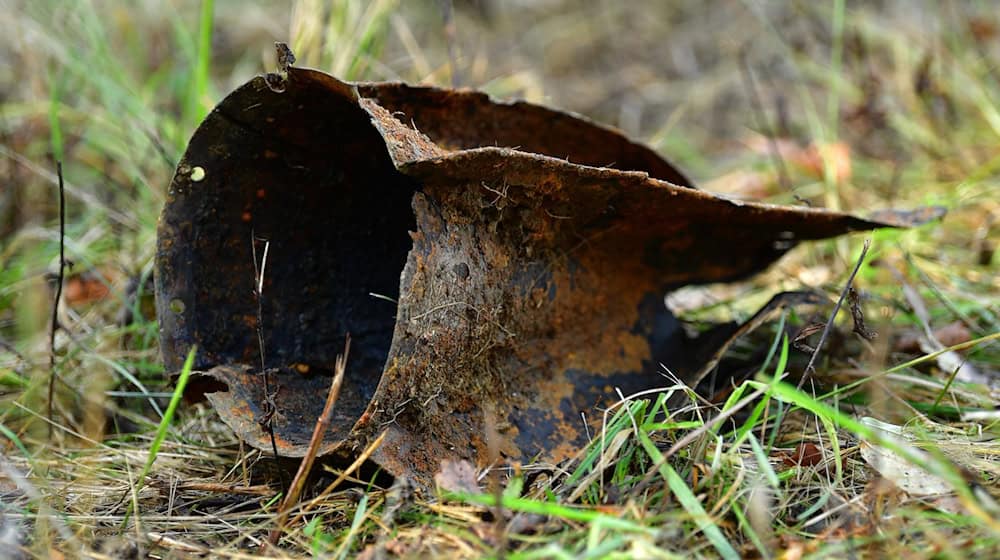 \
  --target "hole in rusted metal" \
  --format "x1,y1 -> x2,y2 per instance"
157,73 -> 418,452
